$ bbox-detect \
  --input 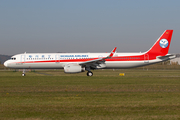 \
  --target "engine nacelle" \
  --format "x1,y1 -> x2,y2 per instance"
64,64 -> 85,73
